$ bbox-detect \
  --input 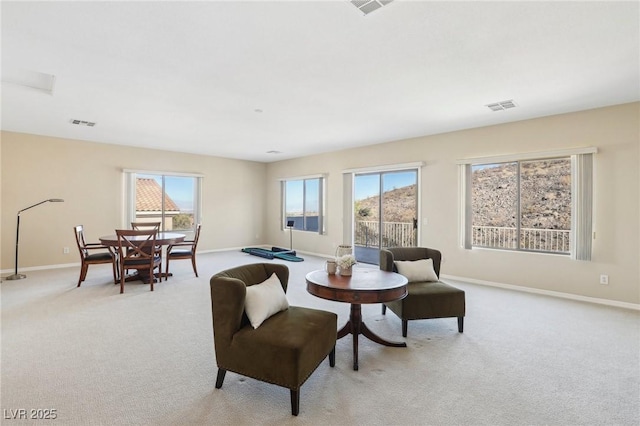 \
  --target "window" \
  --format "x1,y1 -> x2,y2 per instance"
470,158 -> 571,254
125,171 -> 202,235
459,148 -> 595,260
282,176 -> 325,233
